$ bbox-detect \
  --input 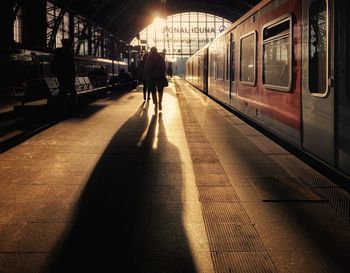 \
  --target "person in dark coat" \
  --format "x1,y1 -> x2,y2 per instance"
138,52 -> 150,100
143,47 -> 166,110
166,62 -> 173,79
89,66 -> 107,88
129,61 -> 137,80
51,38 -> 77,114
